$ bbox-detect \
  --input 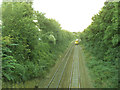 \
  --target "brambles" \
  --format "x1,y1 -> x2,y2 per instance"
2,2 -> 74,83
80,2 -> 119,88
